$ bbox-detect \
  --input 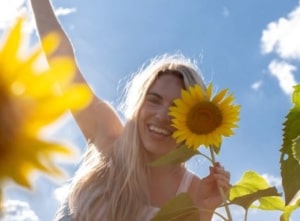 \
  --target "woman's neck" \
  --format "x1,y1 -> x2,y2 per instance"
148,164 -> 186,207
149,163 -> 184,178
